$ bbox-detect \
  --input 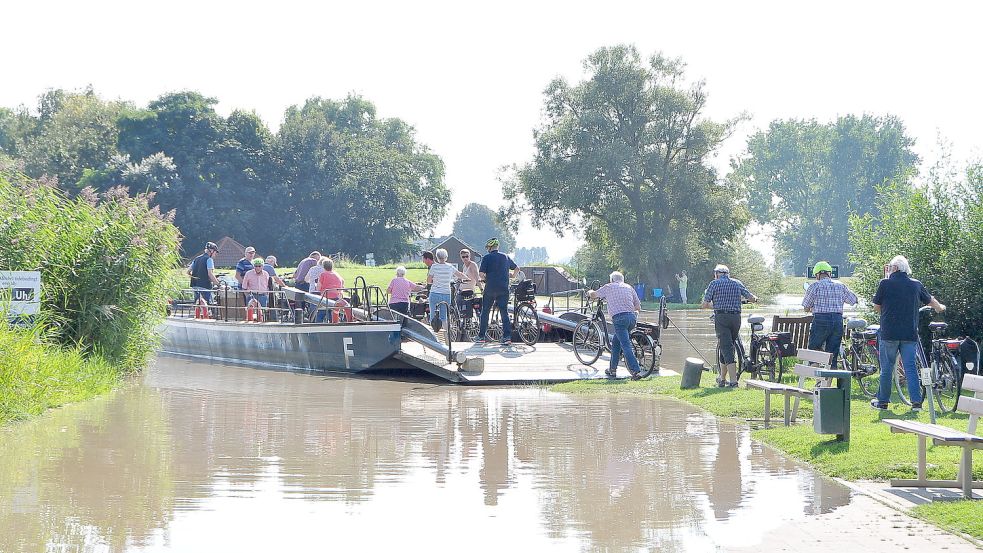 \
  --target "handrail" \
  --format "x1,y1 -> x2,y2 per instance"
434,300 -> 453,363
